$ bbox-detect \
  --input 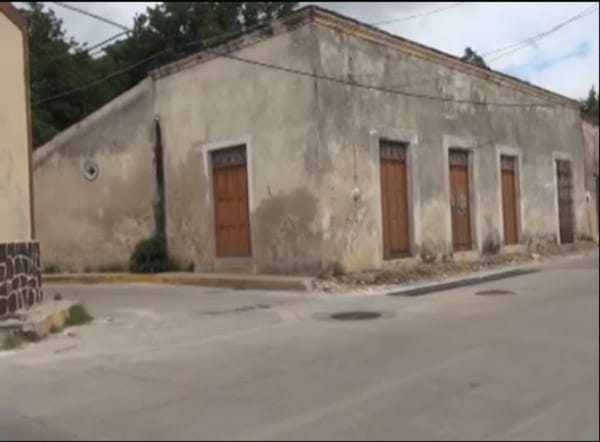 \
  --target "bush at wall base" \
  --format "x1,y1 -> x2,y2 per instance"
129,236 -> 170,273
